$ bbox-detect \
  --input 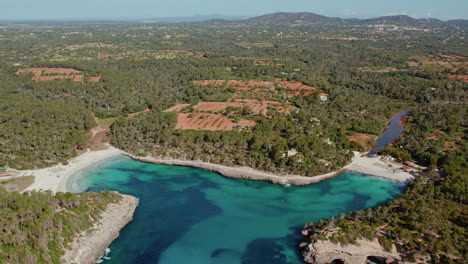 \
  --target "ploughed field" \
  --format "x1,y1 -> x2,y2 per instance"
174,113 -> 257,131
164,79 -> 323,131
165,99 -> 293,131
